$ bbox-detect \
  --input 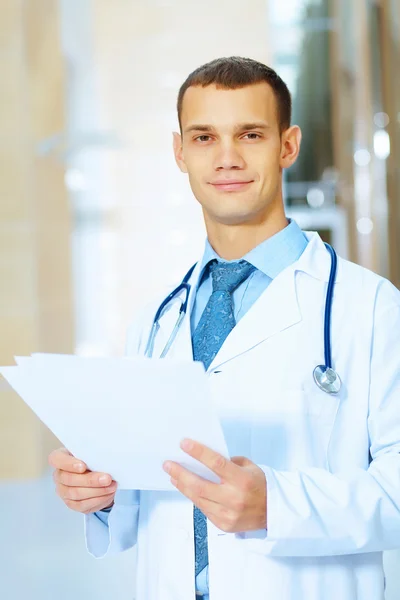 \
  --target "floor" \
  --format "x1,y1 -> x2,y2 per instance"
1,470 -> 400,599
0,469 -> 136,600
